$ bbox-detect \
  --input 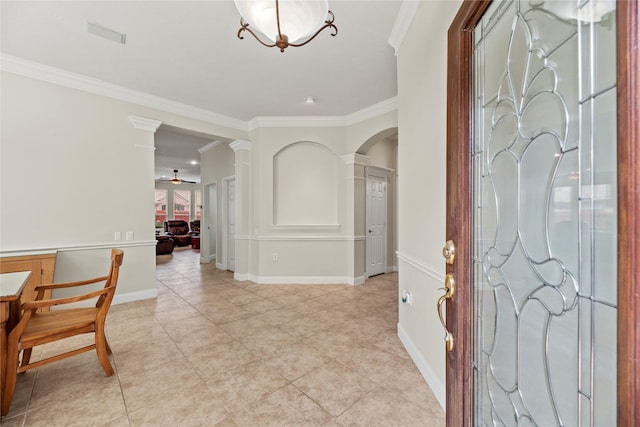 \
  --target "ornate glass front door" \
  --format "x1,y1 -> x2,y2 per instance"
470,1 -> 617,425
